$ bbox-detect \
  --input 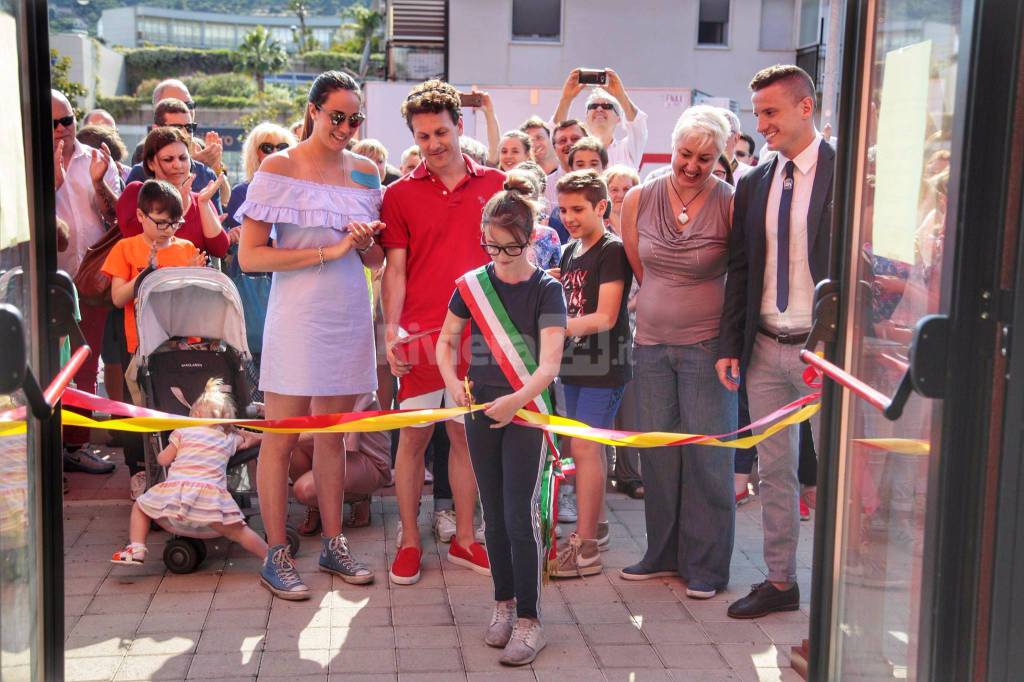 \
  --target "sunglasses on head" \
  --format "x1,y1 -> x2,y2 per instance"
167,122 -> 198,134
315,104 -> 365,129
52,115 -> 75,129
480,241 -> 528,257
587,102 -> 616,111
259,141 -> 290,154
